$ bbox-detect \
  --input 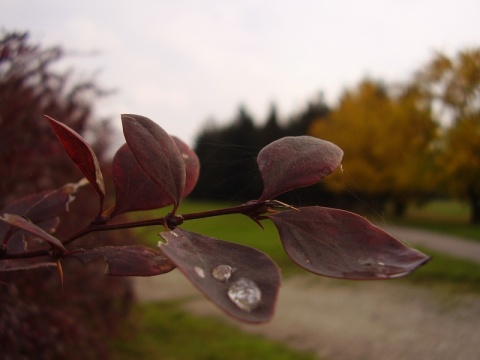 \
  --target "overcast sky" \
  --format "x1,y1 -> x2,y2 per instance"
2,0 -> 479,146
